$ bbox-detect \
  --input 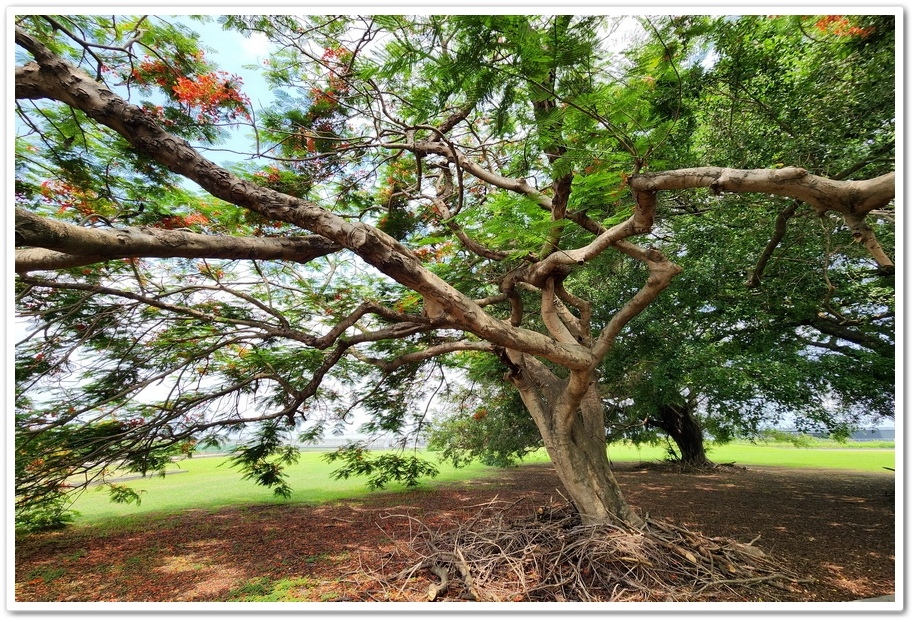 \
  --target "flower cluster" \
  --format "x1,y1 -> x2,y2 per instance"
38,179 -> 102,217
171,72 -> 251,123
155,213 -> 210,230
294,46 -> 353,153
131,53 -> 251,124
253,166 -> 282,184
813,15 -> 876,38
